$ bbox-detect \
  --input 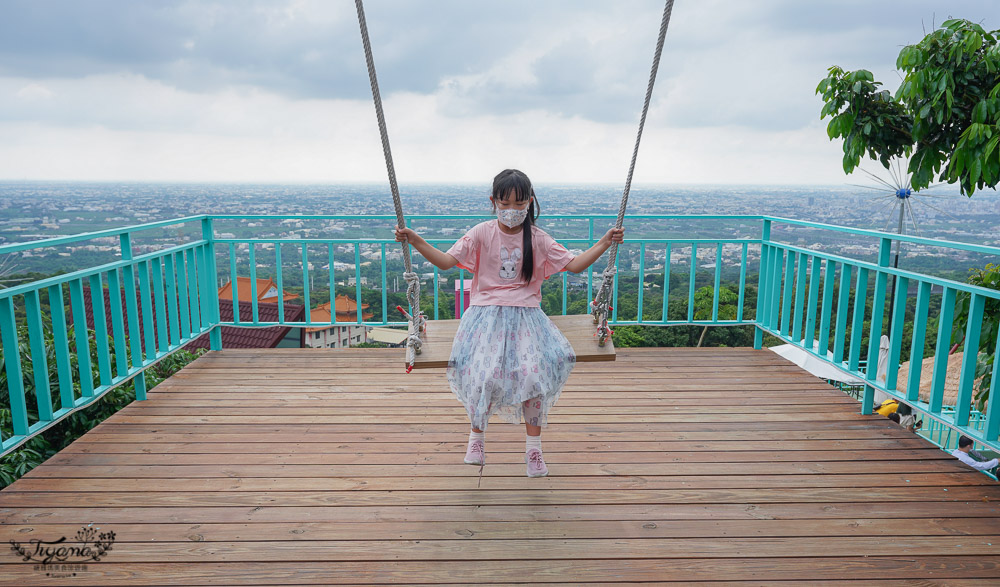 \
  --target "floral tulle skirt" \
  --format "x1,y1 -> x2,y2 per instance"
446,305 -> 576,431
